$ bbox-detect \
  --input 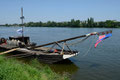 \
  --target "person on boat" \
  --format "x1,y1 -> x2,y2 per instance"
0,38 -> 7,45
48,49 -> 58,53
54,49 -> 58,53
